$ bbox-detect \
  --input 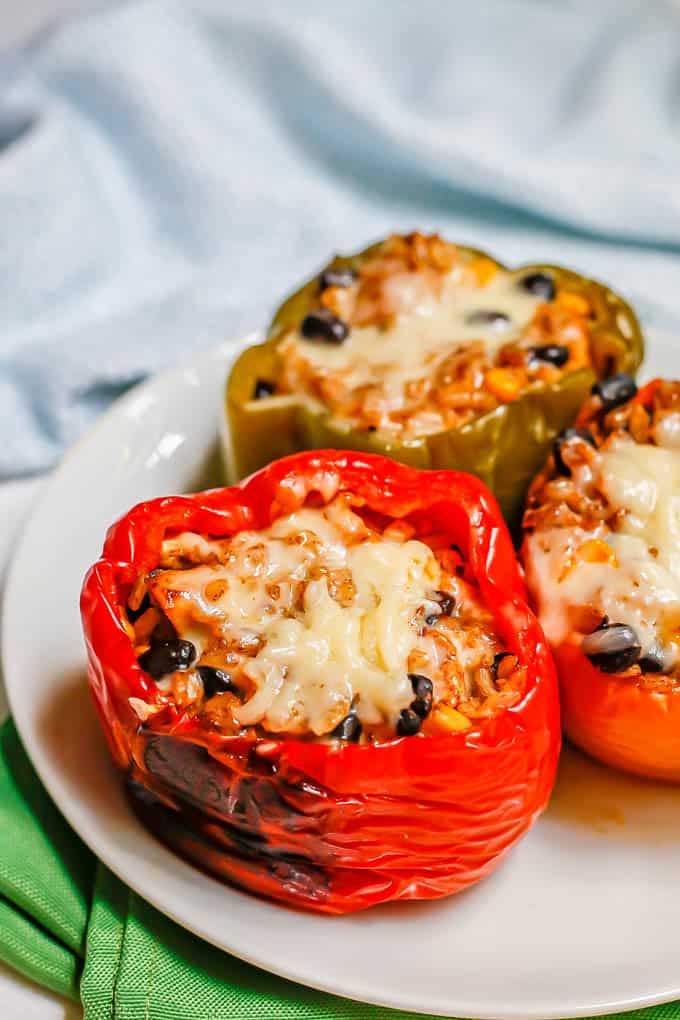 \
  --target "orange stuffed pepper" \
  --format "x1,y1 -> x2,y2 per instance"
523,375 -> 680,781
